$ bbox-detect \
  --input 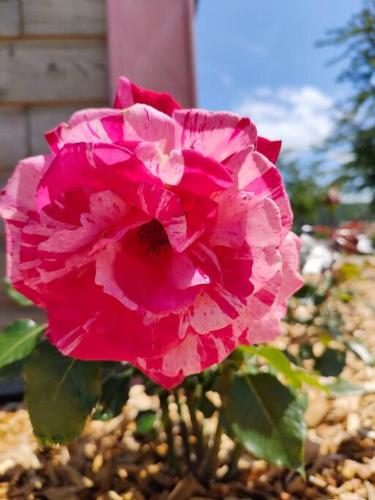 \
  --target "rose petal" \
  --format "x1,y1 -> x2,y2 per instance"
135,143 -> 185,185
173,109 -> 257,162
96,239 -> 209,314
232,151 -> 293,234
46,267 -> 181,361
0,155 -> 51,305
256,136 -> 282,163
123,104 -> 176,152
178,149 -> 233,196
45,109 -> 125,153
209,193 -> 282,249
114,76 -> 182,116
